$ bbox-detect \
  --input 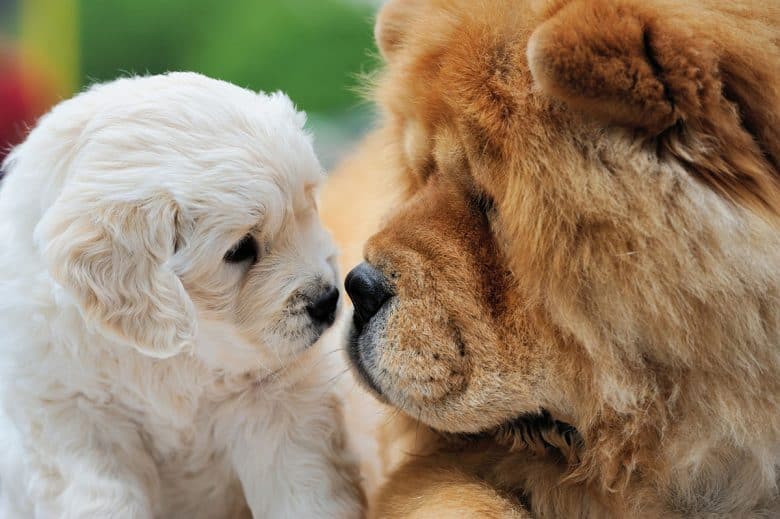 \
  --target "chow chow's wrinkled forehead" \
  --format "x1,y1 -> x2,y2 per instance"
374,0 -> 780,219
